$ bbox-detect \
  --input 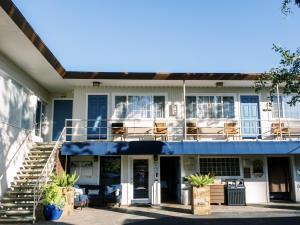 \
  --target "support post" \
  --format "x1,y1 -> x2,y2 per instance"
183,80 -> 186,140
276,84 -> 283,139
